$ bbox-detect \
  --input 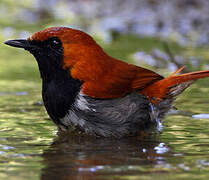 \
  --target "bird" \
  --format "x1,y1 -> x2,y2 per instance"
5,27 -> 209,137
